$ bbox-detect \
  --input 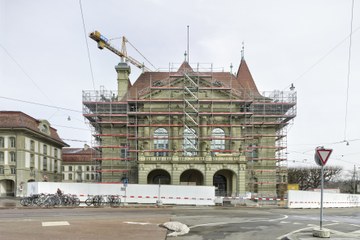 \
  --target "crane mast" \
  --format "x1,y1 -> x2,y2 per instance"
89,31 -> 151,72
